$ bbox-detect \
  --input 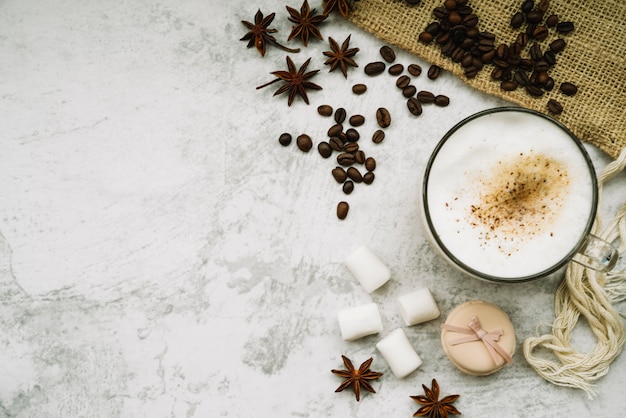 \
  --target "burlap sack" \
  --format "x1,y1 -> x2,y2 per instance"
348,0 -> 626,159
